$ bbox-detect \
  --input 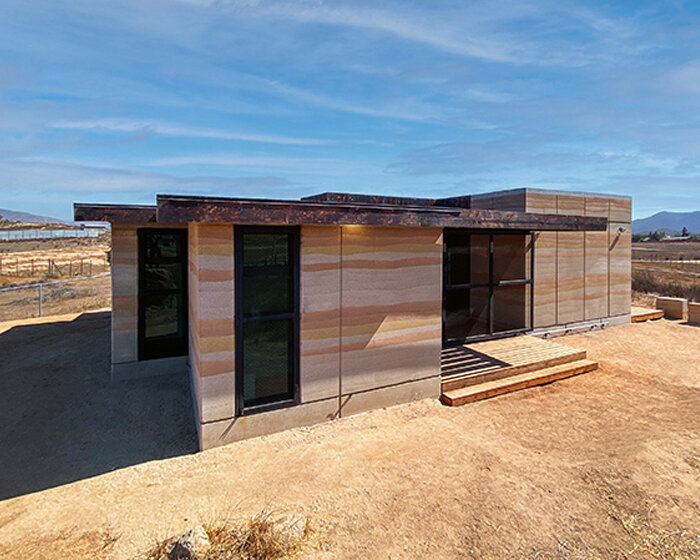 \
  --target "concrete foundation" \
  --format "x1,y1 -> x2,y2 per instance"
198,375 -> 440,450
340,375 -> 440,418
531,313 -> 631,339
111,356 -> 188,382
